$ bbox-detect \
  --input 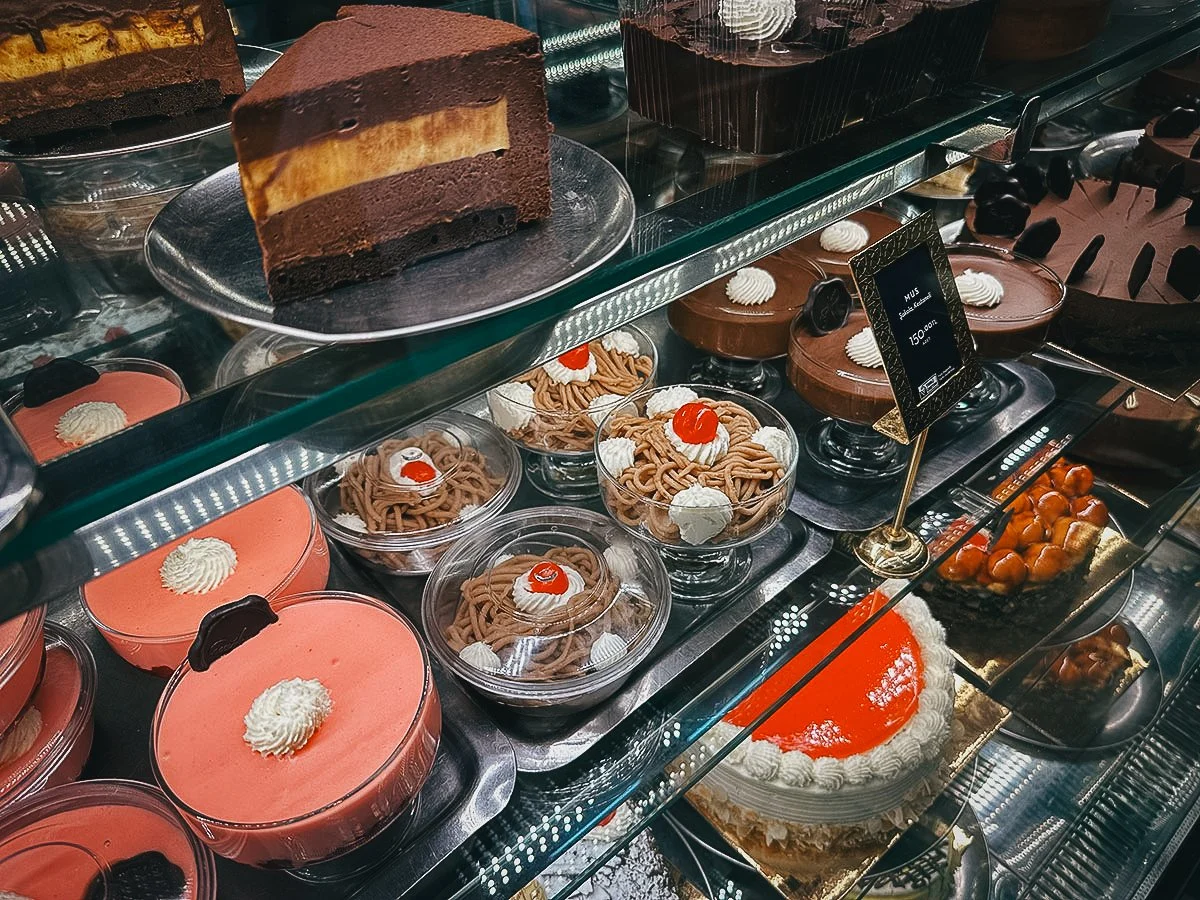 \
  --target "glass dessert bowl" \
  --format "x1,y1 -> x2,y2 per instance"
5,357 -> 187,463
788,305 -> 906,480
0,623 -> 96,811
667,250 -> 826,401
152,591 -> 441,874
595,385 -> 798,602
793,204 -> 908,282
81,485 -> 330,676
946,244 -> 1065,417
215,328 -> 319,386
0,607 -> 46,740
0,779 -> 217,900
486,326 -> 657,500
423,506 -> 671,716
306,410 -> 521,576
